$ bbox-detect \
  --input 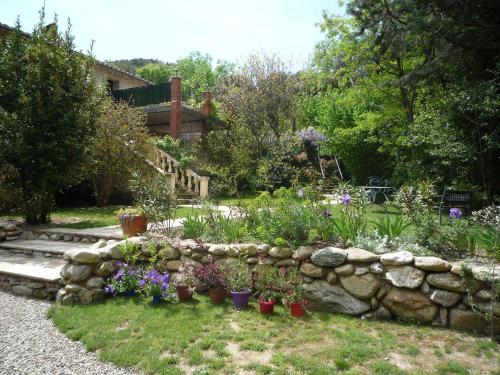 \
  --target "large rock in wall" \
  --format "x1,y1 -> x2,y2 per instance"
58,238 -> 499,335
